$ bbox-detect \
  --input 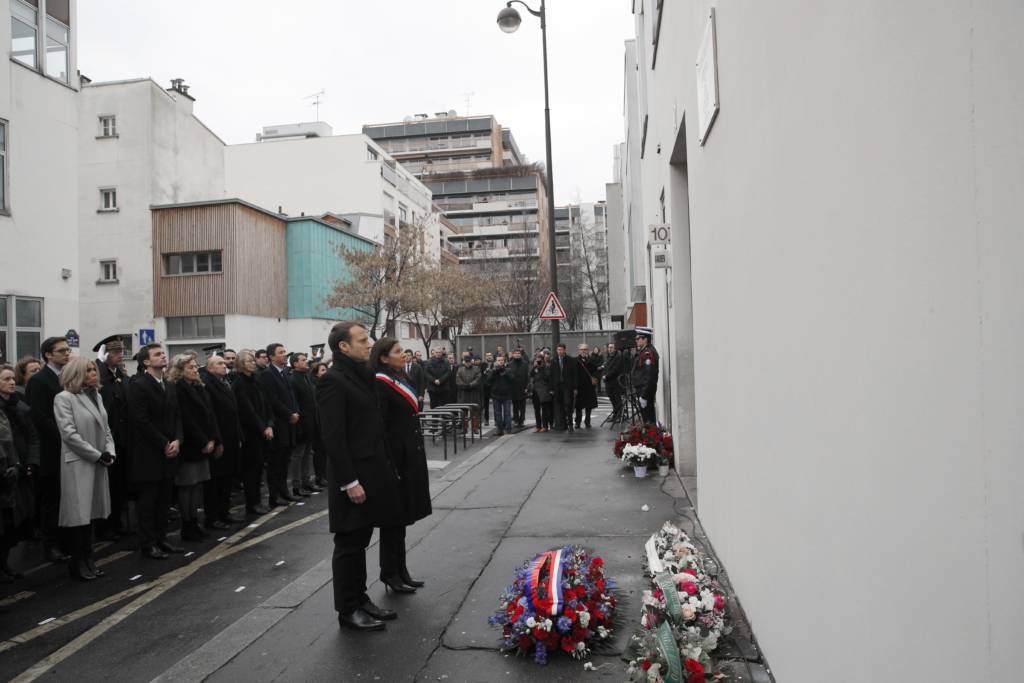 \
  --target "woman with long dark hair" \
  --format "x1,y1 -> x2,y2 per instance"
369,337 -> 431,594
